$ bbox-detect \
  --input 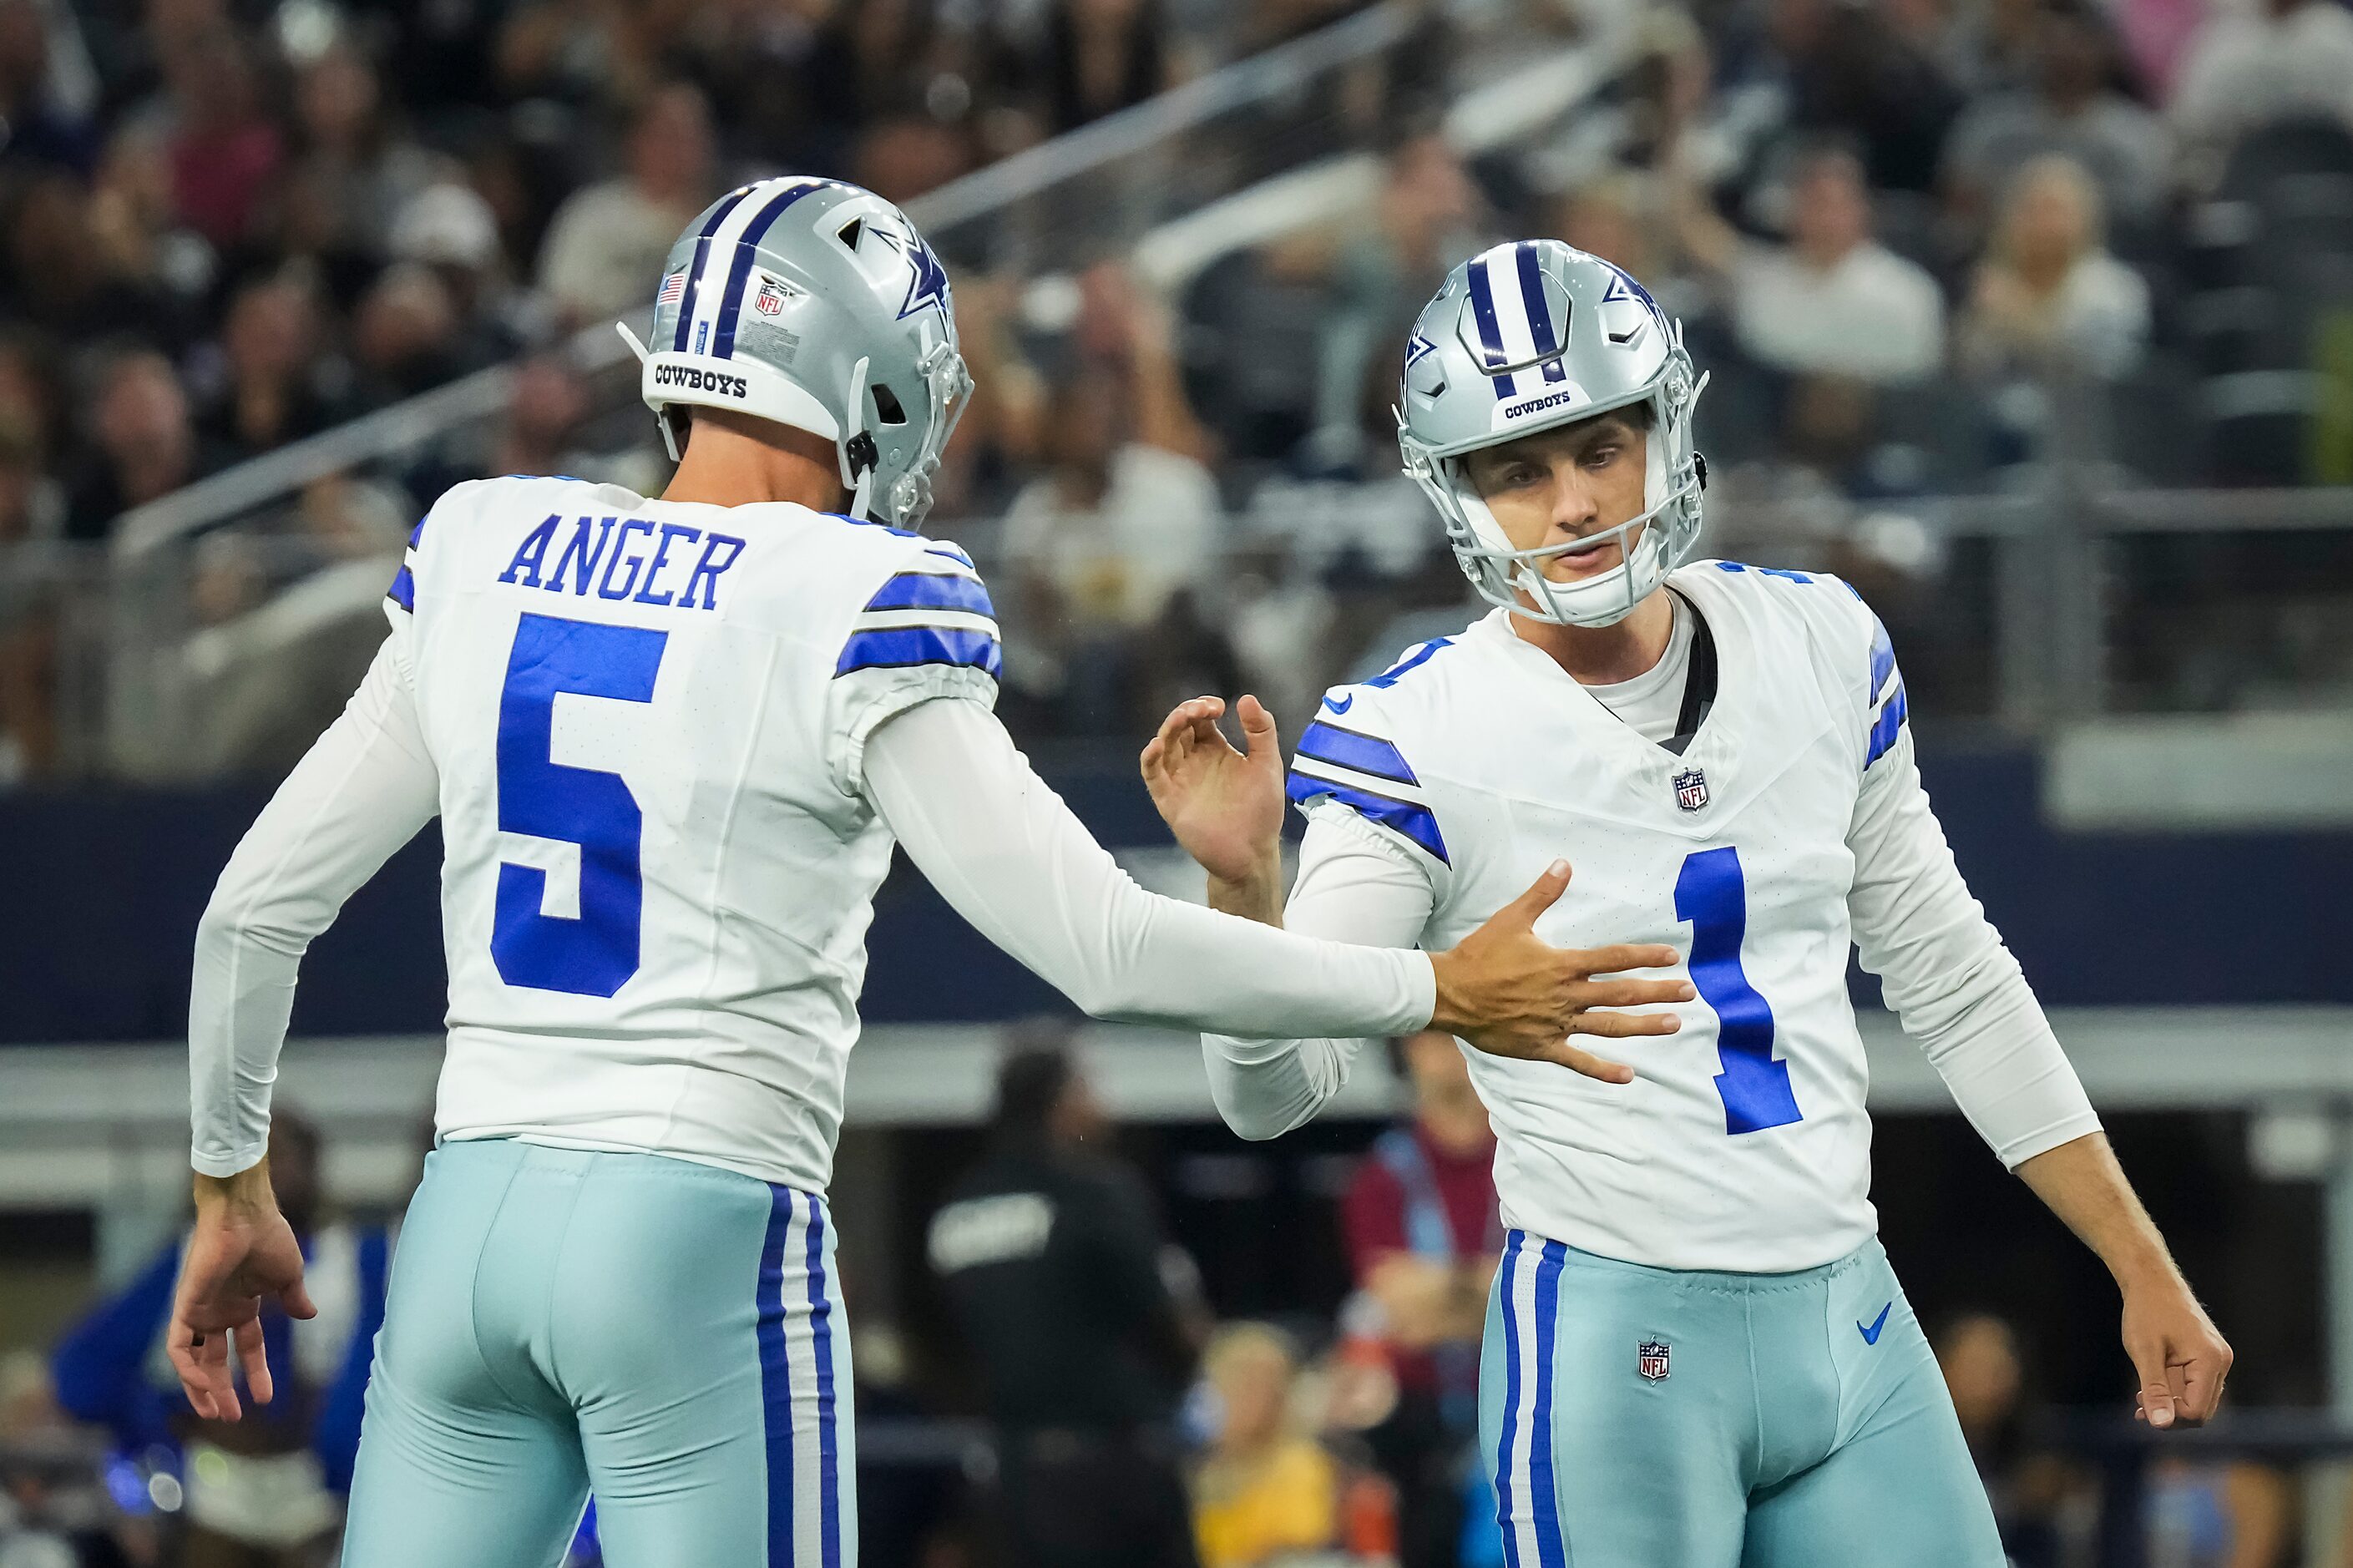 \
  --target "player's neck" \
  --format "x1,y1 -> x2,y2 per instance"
662,411 -> 849,512
1510,584 -> 1675,686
